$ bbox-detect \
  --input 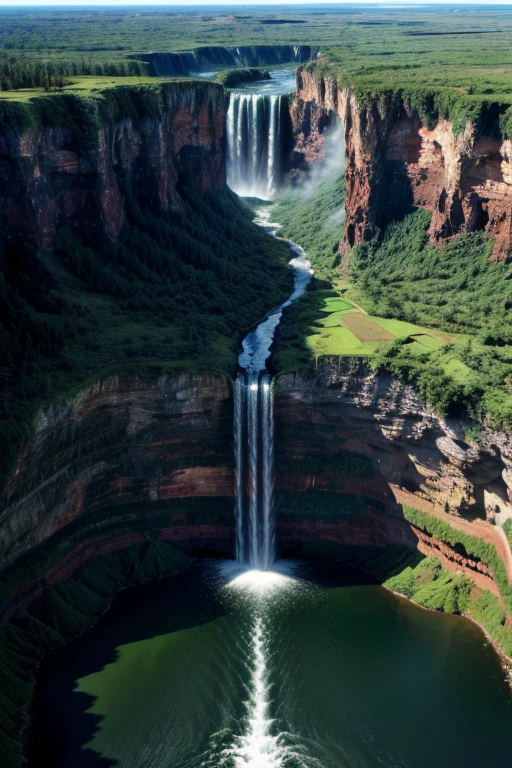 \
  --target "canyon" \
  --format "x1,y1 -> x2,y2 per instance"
2,55 -> 512,636
292,64 -> 512,259
2,52 -> 512,766
3,360 -> 512,620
